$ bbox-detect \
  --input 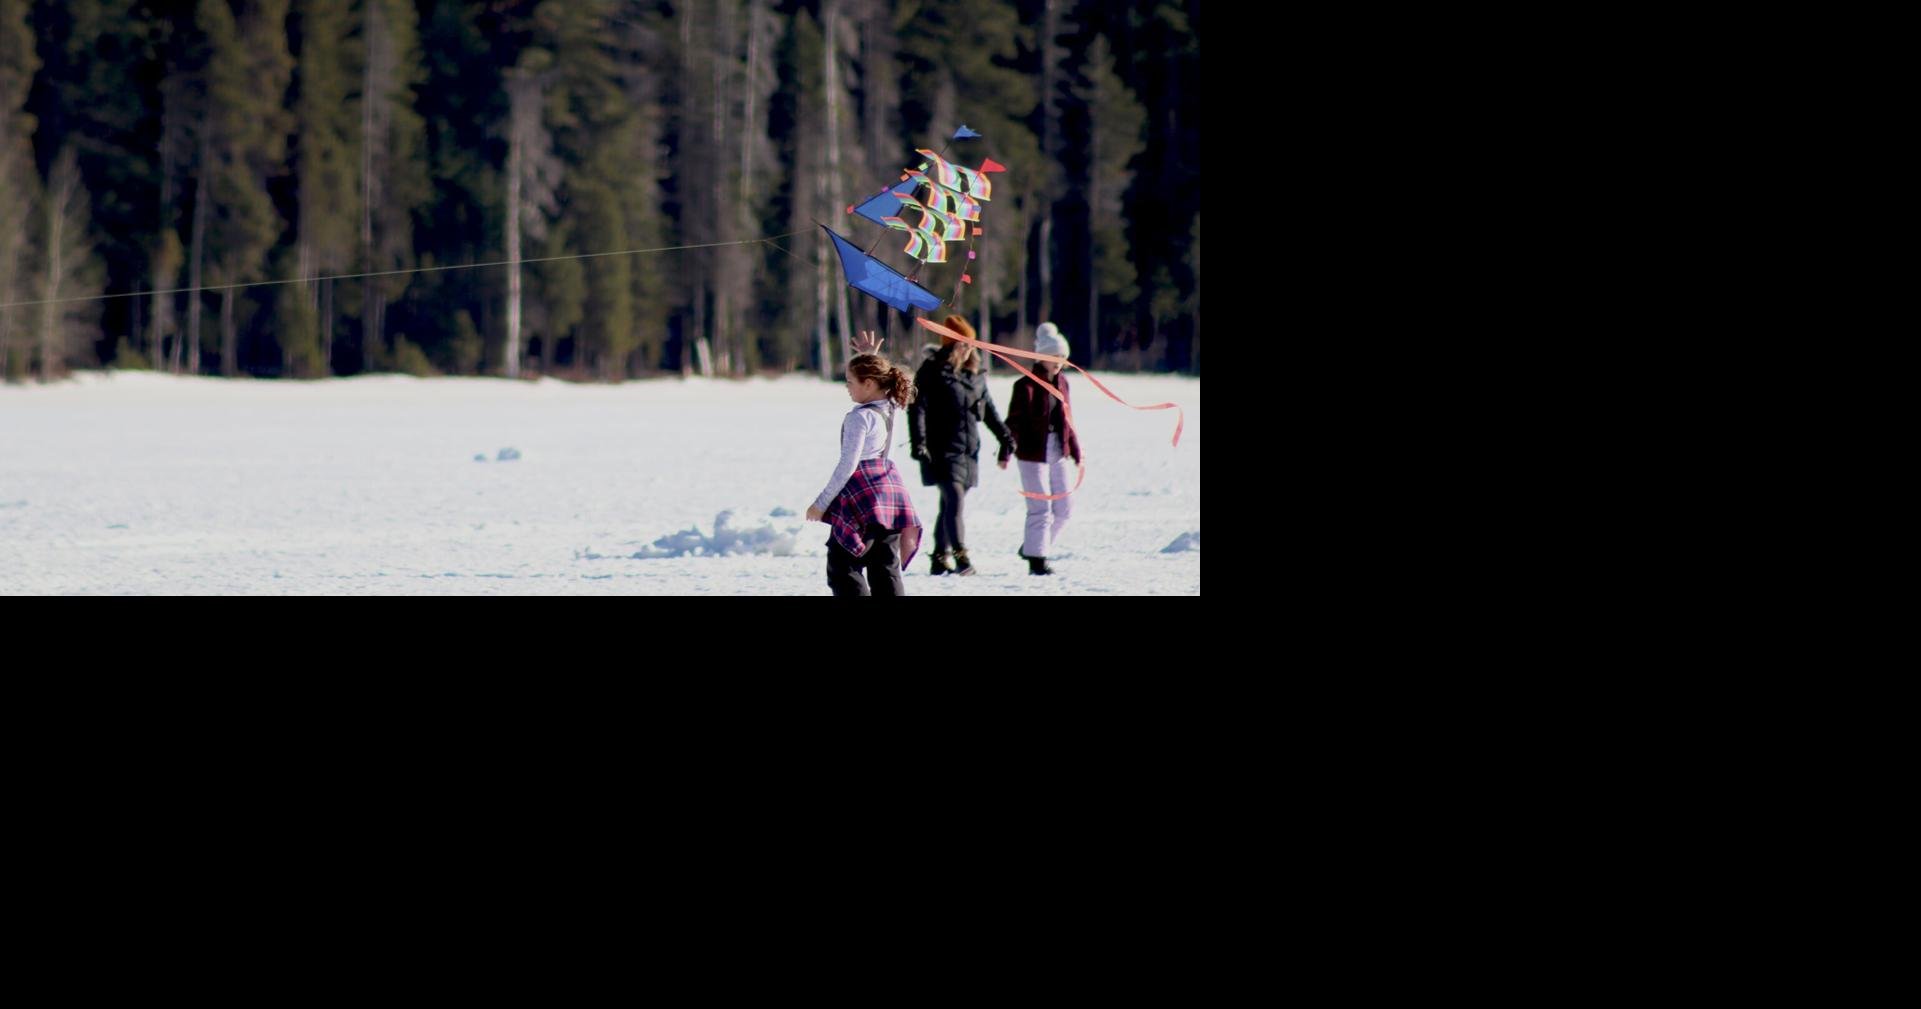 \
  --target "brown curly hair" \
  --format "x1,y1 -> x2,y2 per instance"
848,354 -> 916,408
